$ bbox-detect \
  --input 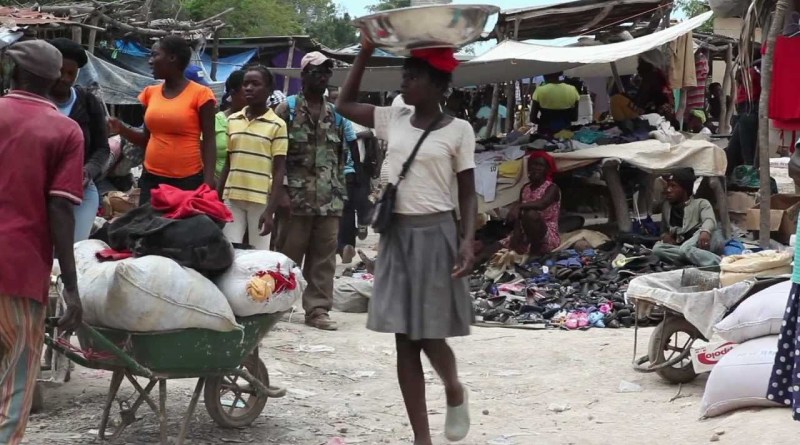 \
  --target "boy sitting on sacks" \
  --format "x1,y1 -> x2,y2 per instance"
653,168 -> 725,267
